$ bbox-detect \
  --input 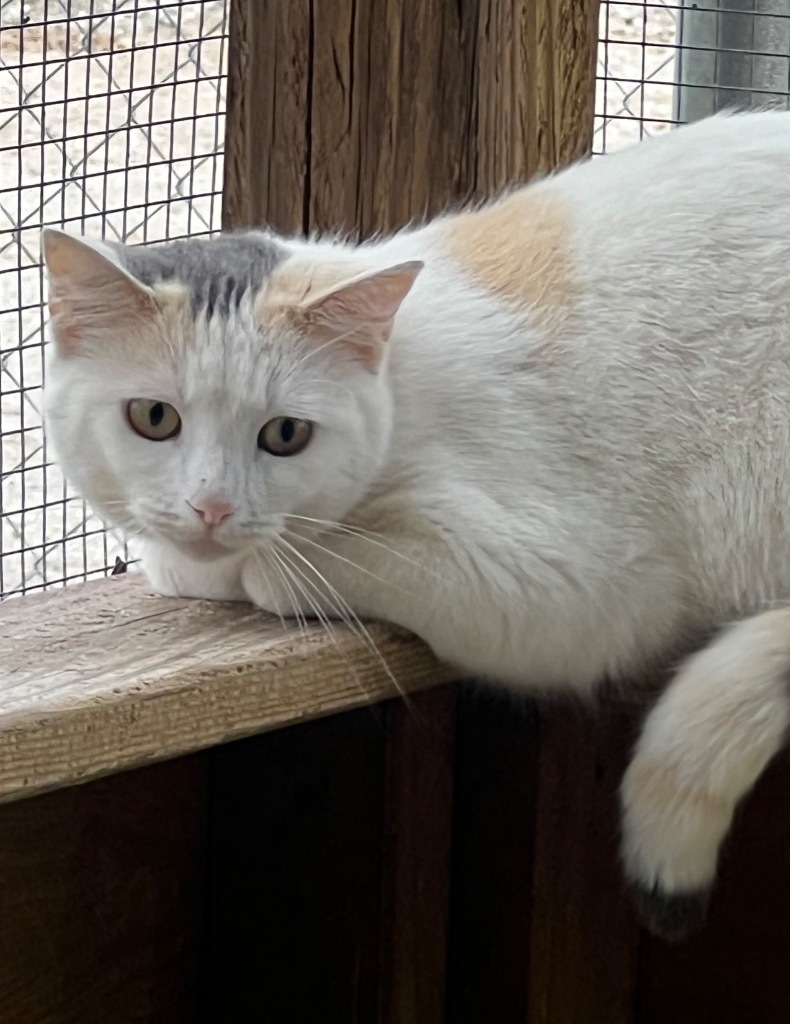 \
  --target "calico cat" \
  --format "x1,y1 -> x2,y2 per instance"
41,110 -> 790,942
